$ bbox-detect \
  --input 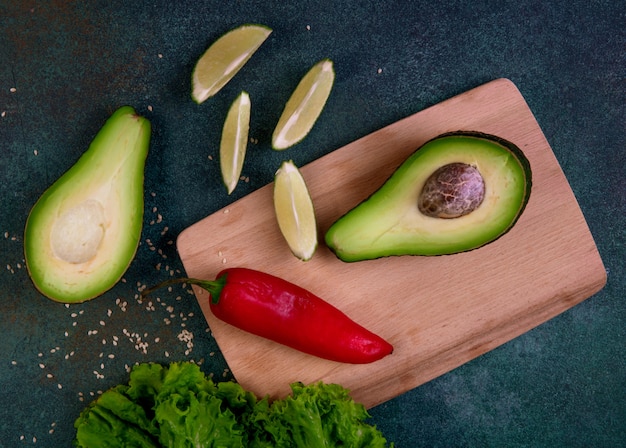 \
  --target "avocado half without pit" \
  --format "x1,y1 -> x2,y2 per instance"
24,106 -> 151,303
324,131 -> 532,261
